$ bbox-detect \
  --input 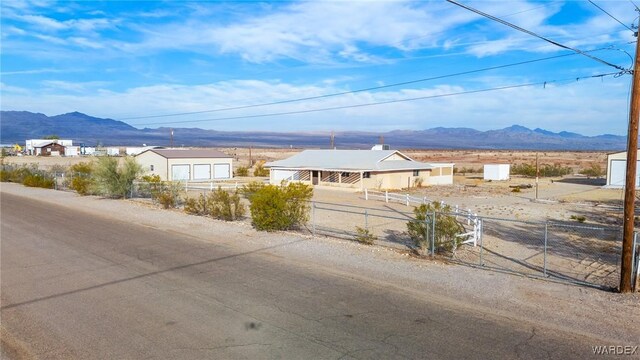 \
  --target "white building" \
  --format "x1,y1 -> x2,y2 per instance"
606,150 -> 640,188
483,164 -> 510,181
135,149 -> 234,181
25,139 -> 73,155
